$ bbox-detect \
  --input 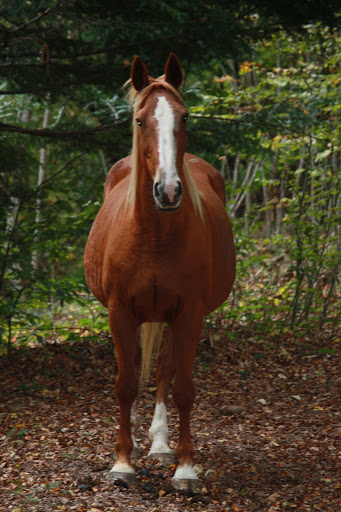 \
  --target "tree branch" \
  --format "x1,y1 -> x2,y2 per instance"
0,72 -> 114,96
38,151 -> 90,189
0,120 -> 128,139
9,1 -> 65,33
